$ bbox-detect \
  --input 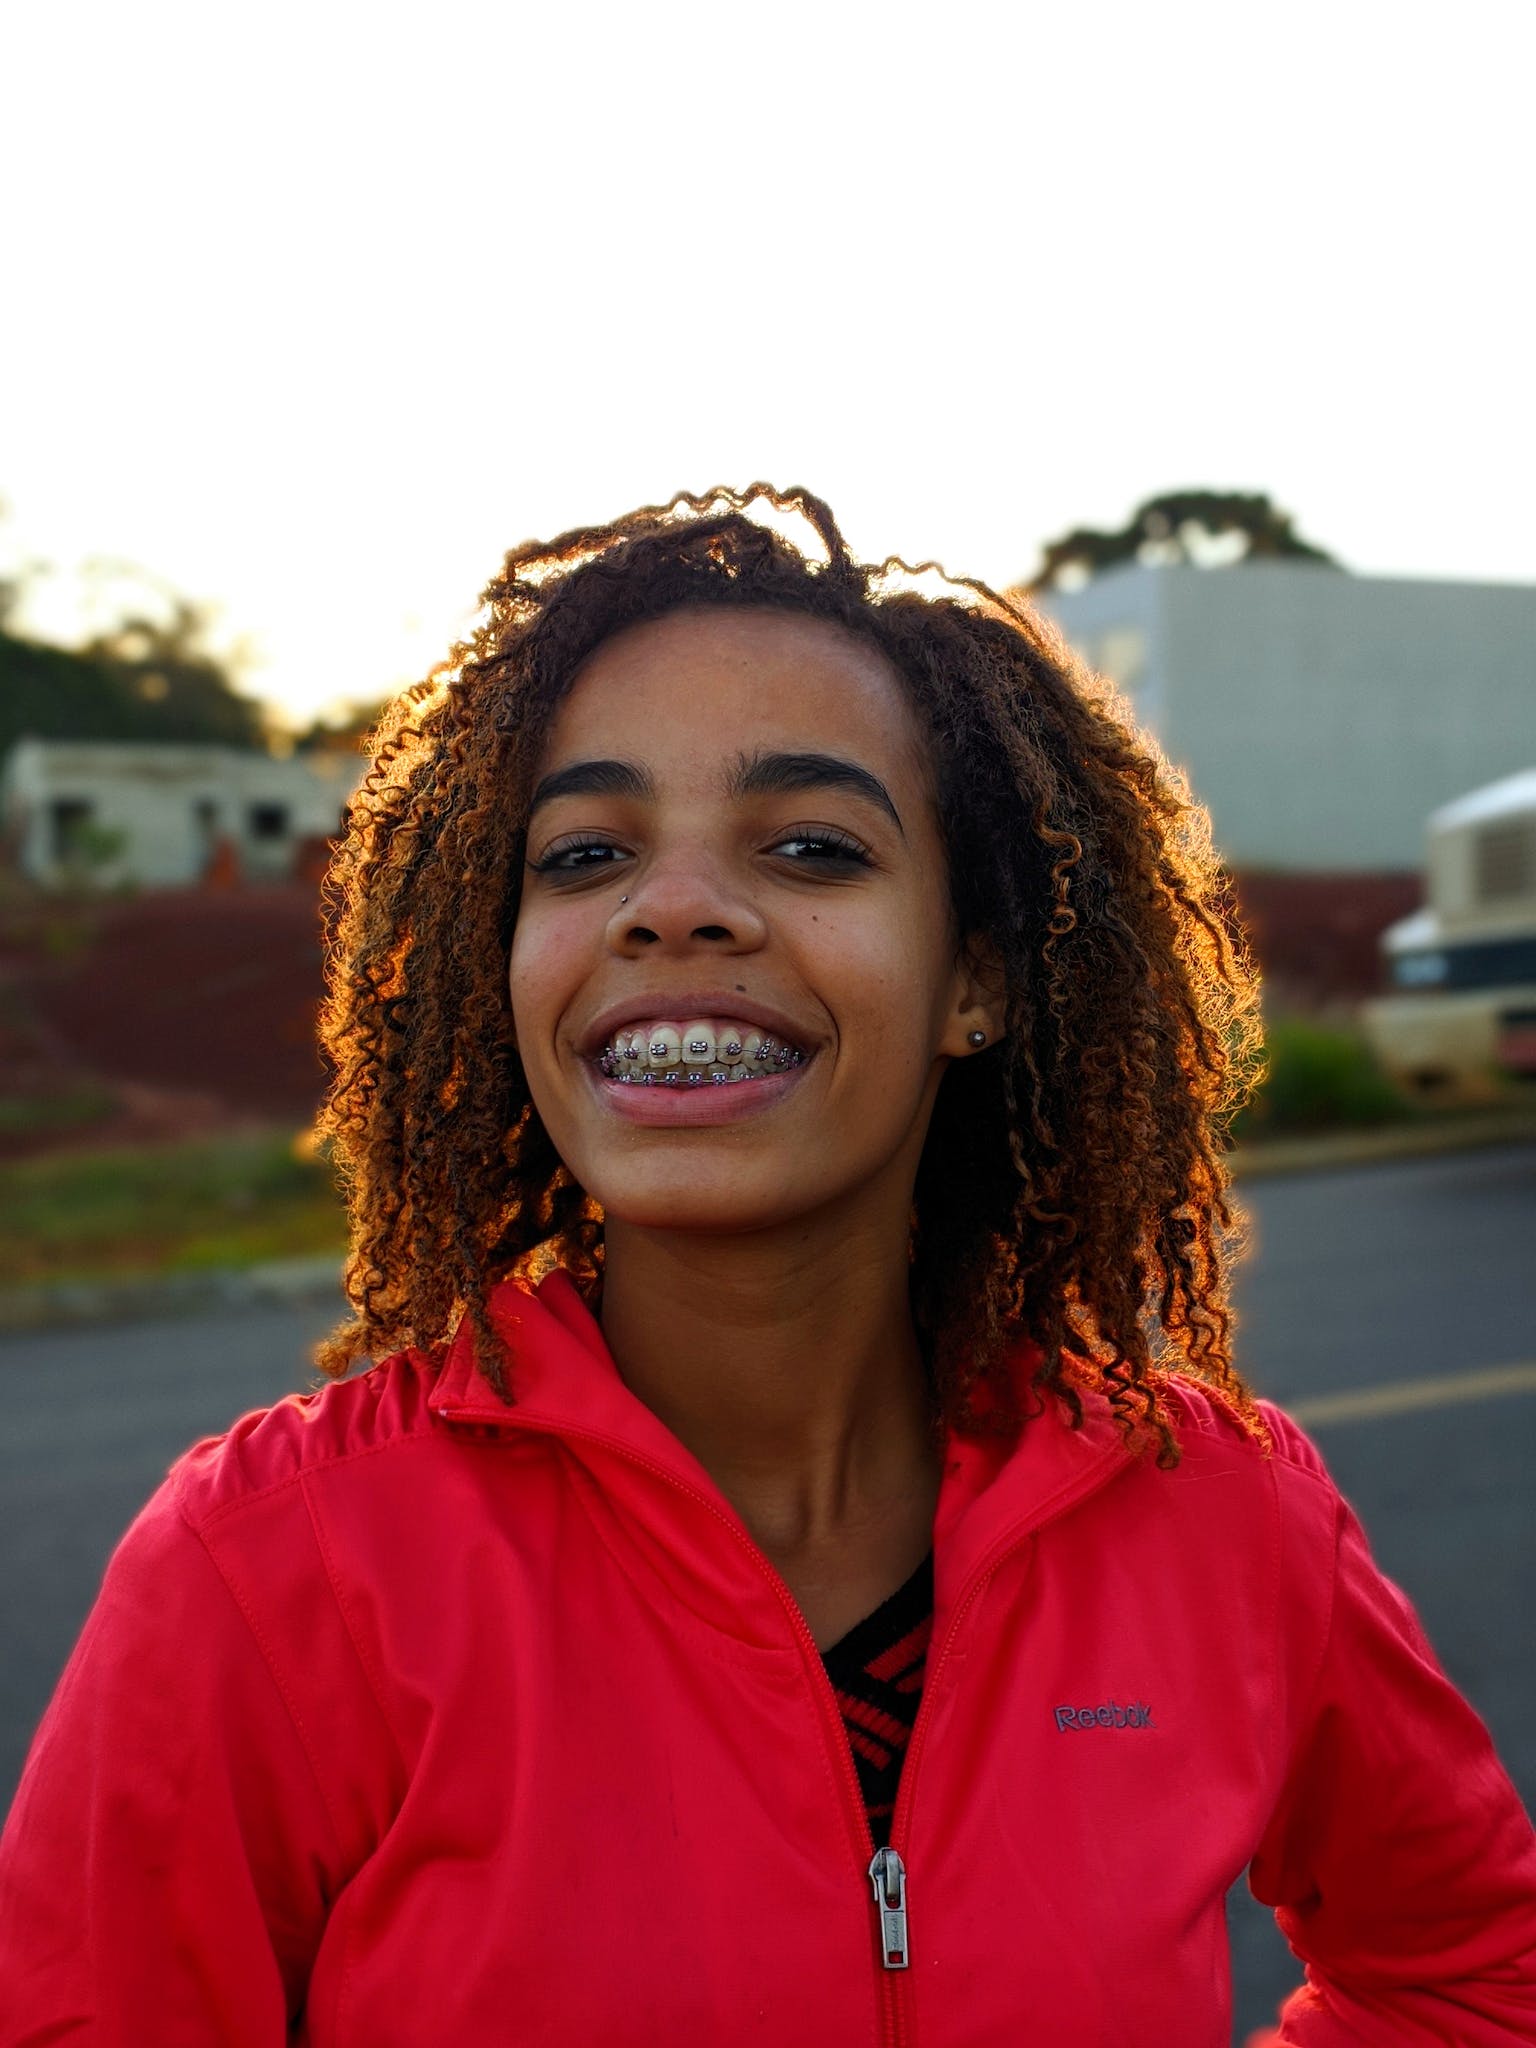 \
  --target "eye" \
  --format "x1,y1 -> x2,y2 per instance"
528,833 -> 629,875
767,825 -> 874,868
